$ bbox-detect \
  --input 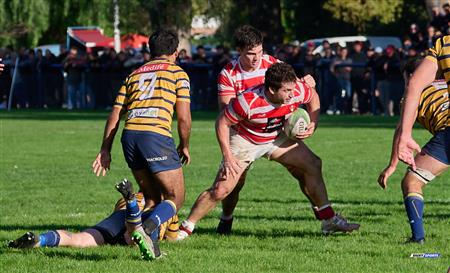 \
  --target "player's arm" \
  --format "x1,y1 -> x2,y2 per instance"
378,124 -> 401,190
216,110 -> 241,178
176,101 -> 192,165
296,86 -> 320,140
398,58 -> 437,168
92,106 -> 125,176
218,95 -> 235,111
